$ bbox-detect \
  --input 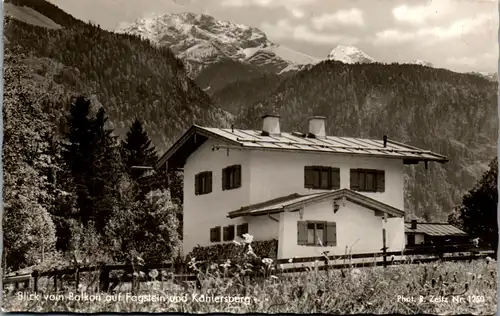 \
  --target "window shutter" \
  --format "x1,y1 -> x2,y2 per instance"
325,222 -> 337,246
228,225 -> 235,240
350,170 -> 359,191
237,223 -> 248,237
207,172 -> 213,193
223,226 -> 229,241
376,170 -> 385,192
304,166 -> 314,188
297,221 -> 308,245
215,226 -> 221,242
222,168 -> 227,190
195,174 -> 200,195
234,165 -> 241,188
331,168 -> 340,190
